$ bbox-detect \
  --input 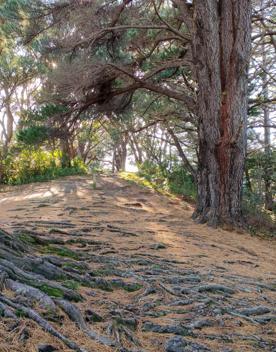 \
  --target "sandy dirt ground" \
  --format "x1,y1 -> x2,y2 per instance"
0,175 -> 275,352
